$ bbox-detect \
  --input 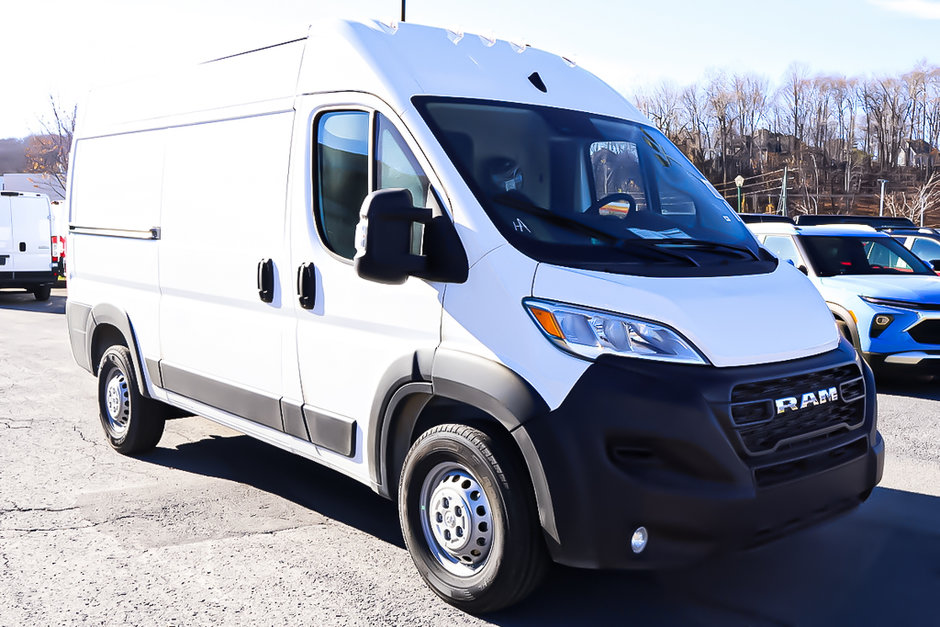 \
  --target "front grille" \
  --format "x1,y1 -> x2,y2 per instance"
729,364 -> 865,456
908,319 -> 940,345
754,437 -> 868,487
